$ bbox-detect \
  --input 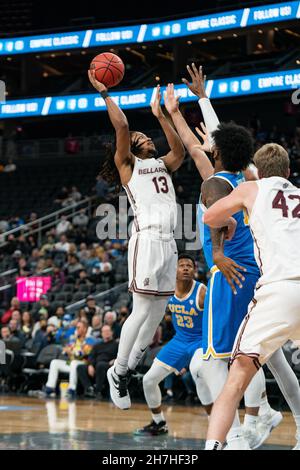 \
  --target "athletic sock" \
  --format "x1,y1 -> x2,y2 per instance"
244,414 -> 258,428
115,357 -> 128,377
205,440 -> 223,450
259,394 -> 272,416
152,412 -> 165,424
128,346 -> 147,372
